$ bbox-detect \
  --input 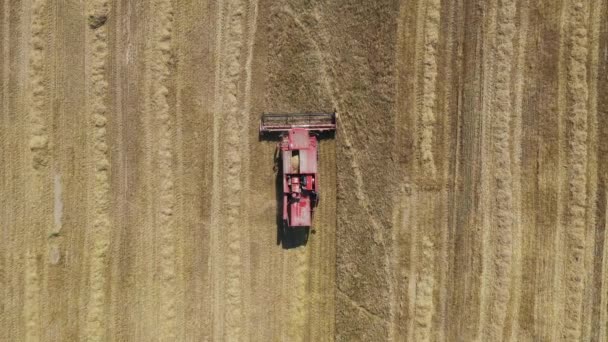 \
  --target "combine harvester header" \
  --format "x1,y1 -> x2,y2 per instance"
259,112 -> 337,133
260,112 -> 336,246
